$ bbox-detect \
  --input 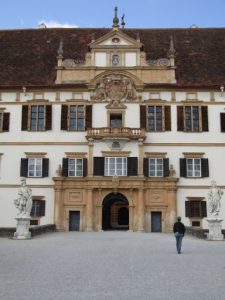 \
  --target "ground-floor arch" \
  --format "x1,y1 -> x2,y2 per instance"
102,193 -> 129,230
